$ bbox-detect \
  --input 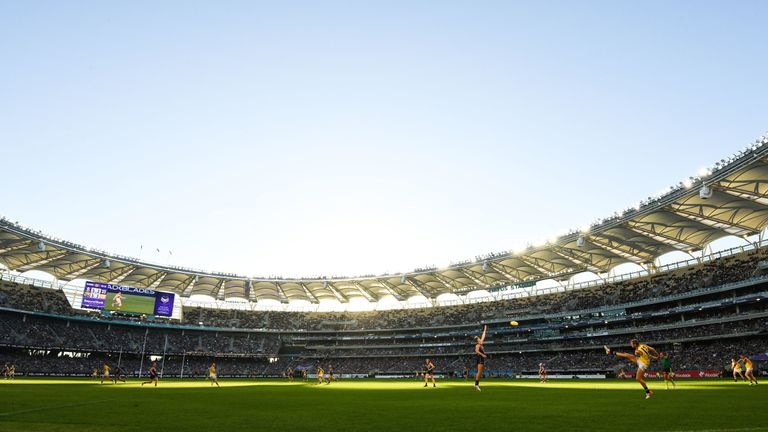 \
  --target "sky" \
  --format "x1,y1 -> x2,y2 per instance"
1,0 -> 768,279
